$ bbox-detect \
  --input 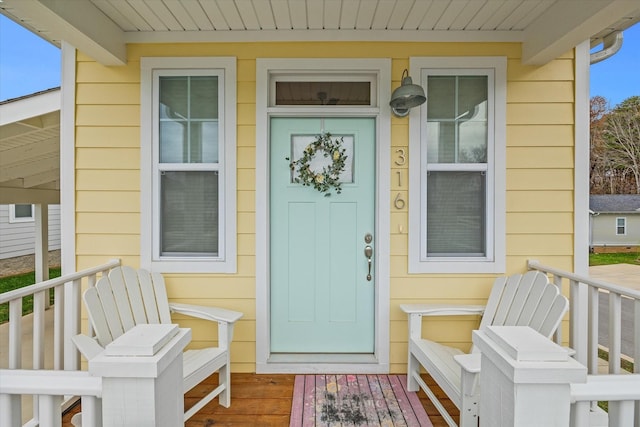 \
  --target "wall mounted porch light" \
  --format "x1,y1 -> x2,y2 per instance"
389,69 -> 426,117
